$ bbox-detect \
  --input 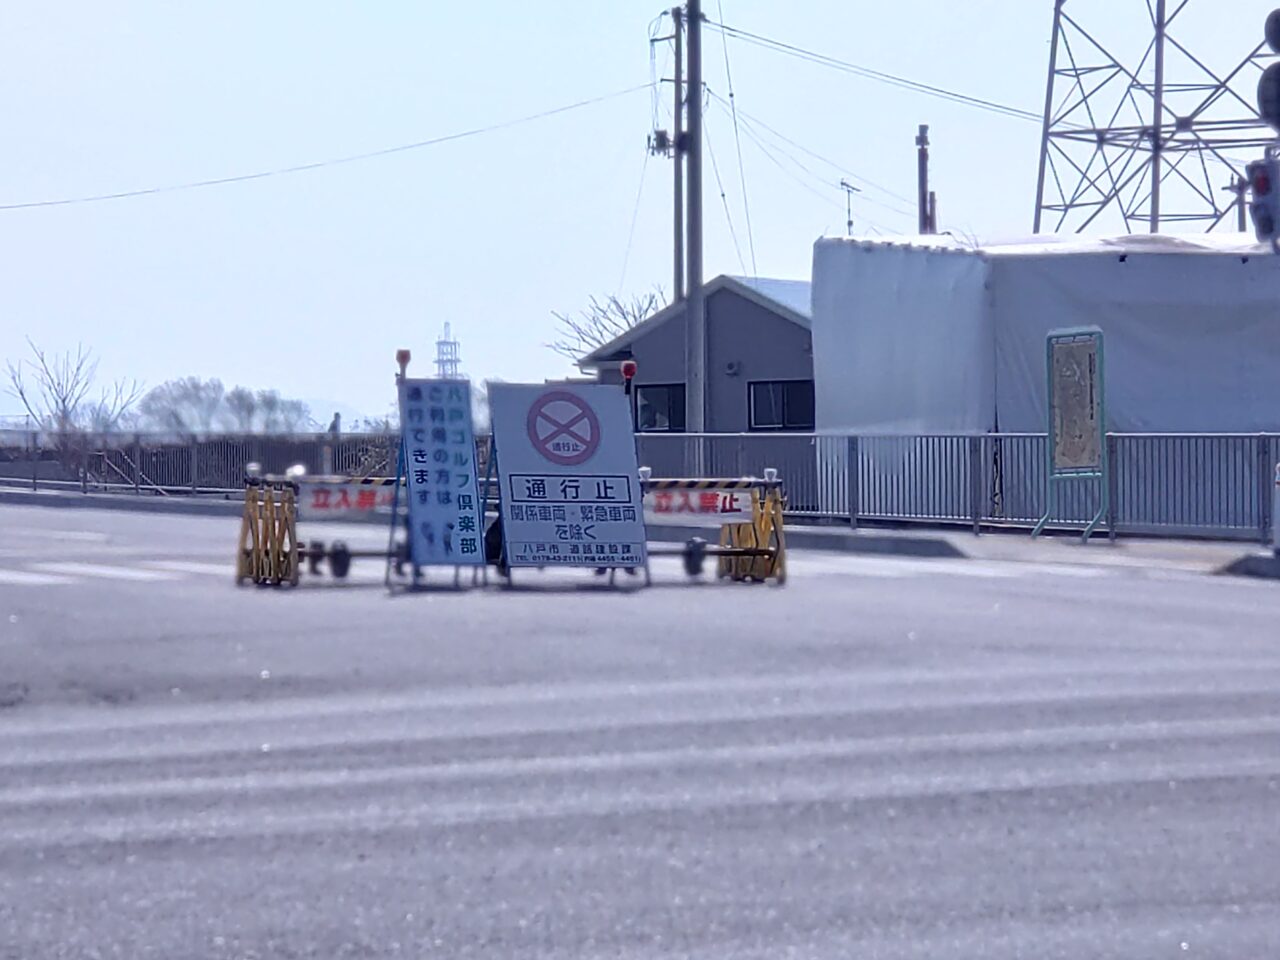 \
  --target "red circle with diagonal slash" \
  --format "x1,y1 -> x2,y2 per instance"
527,391 -> 601,466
